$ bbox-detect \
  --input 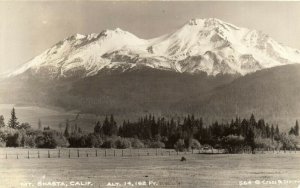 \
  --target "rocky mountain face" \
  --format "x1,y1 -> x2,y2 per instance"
7,18 -> 300,79
1,18 -> 300,129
